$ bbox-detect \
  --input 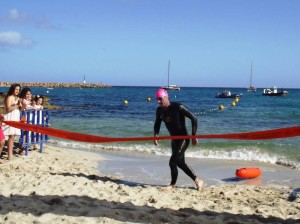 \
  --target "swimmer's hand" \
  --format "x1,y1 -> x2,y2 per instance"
192,137 -> 198,146
153,135 -> 159,146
